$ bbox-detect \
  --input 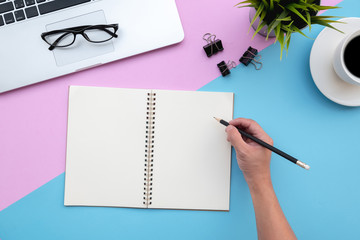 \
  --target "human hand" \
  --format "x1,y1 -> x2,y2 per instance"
225,118 -> 273,185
